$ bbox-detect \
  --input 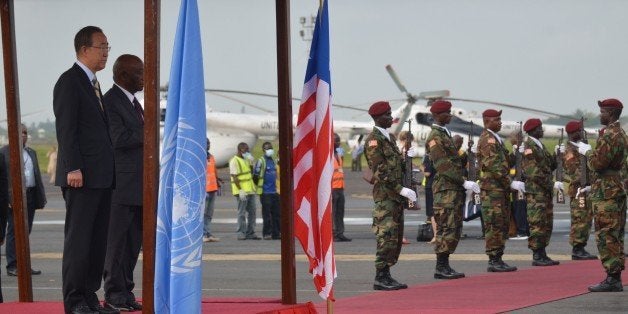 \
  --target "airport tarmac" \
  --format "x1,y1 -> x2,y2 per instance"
2,168 -> 627,313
